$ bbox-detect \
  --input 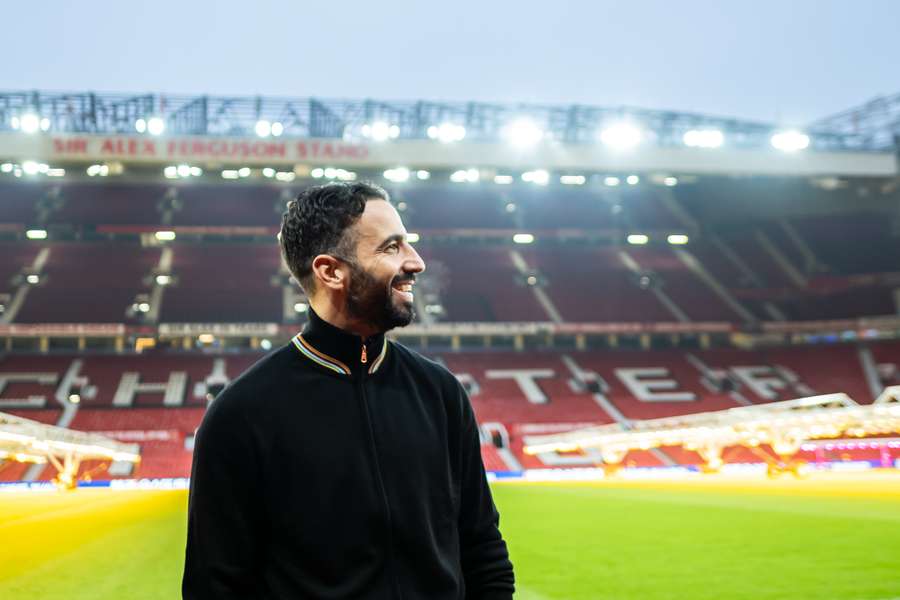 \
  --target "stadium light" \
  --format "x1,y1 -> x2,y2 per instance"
560,175 -> 586,185
604,176 -> 620,187
627,234 -> 649,245
275,171 -> 295,182
598,123 -> 642,149
262,168 -> 275,178
255,120 -> 272,138
427,123 -> 466,143
18,113 -> 41,134
22,161 -> 47,176
683,129 -> 724,148
238,167 -> 251,178
155,230 -> 176,241
667,234 -> 689,245
1,163 -> 12,173
503,118 -> 544,148
513,233 -> 535,244
25,229 -> 47,240
310,168 -> 324,179
626,175 -> 640,185
771,130 -> 810,152
493,175 -> 514,185
147,117 -> 165,136
87,164 -> 110,177
663,176 -> 678,187
450,168 -> 479,183
521,169 -> 549,185
416,170 -> 430,180
221,170 -> 239,179
406,232 -> 420,243
362,121 -> 400,142
384,167 -> 410,183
